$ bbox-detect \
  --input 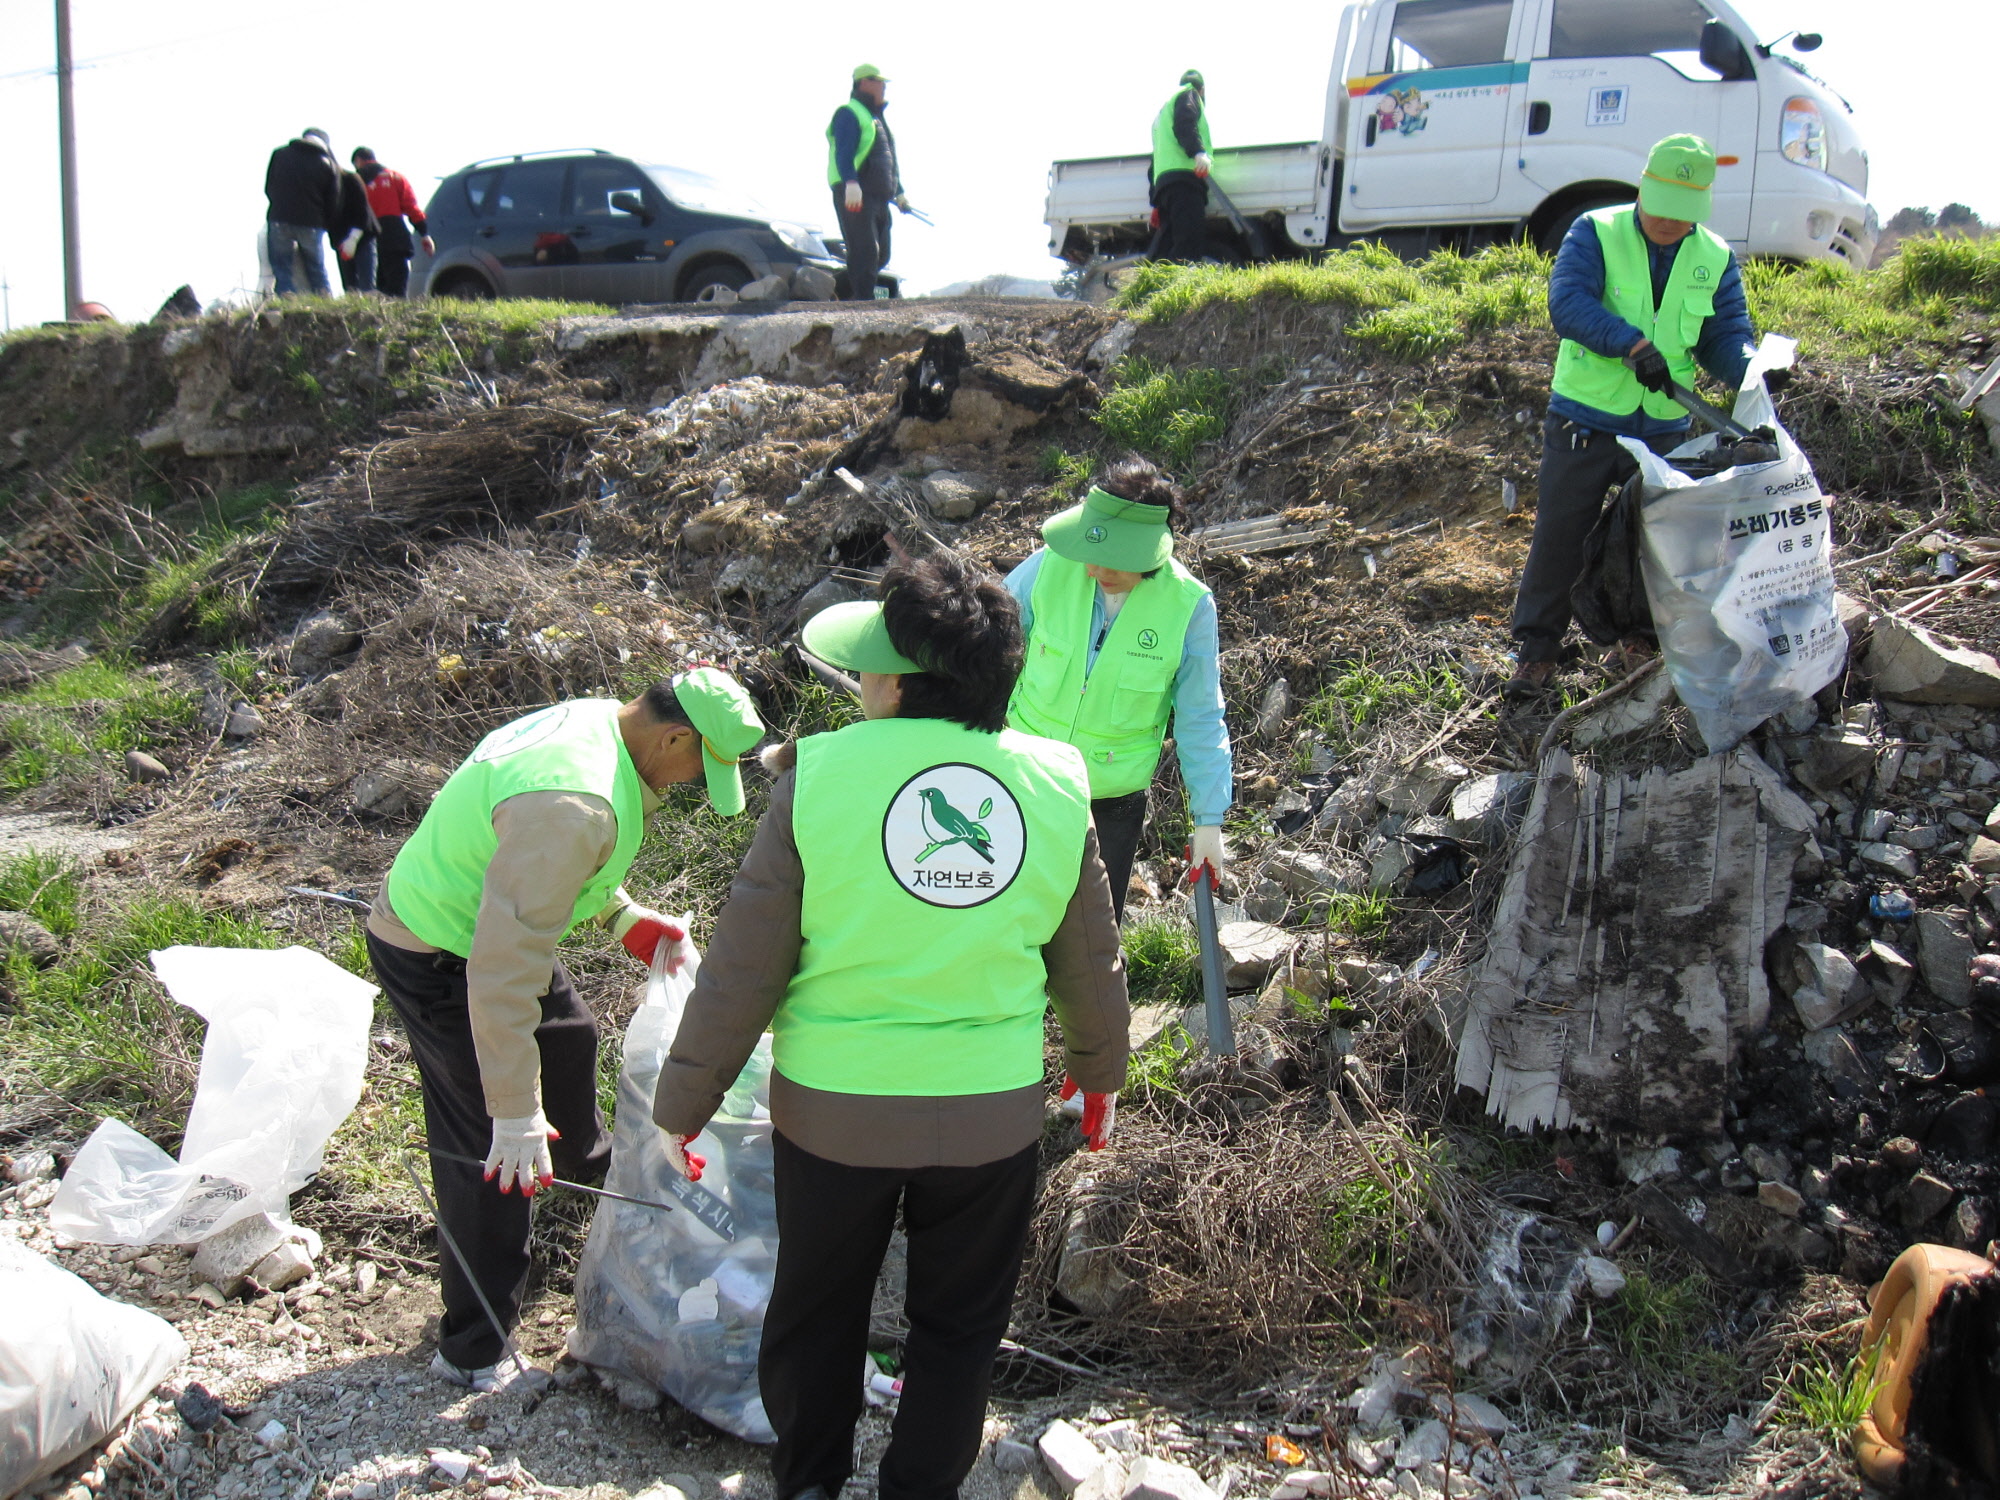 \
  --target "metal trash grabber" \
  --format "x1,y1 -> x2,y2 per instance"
1189,863 -> 1234,1054
420,1147 -> 679,1216
398,1150 -> 541,1393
